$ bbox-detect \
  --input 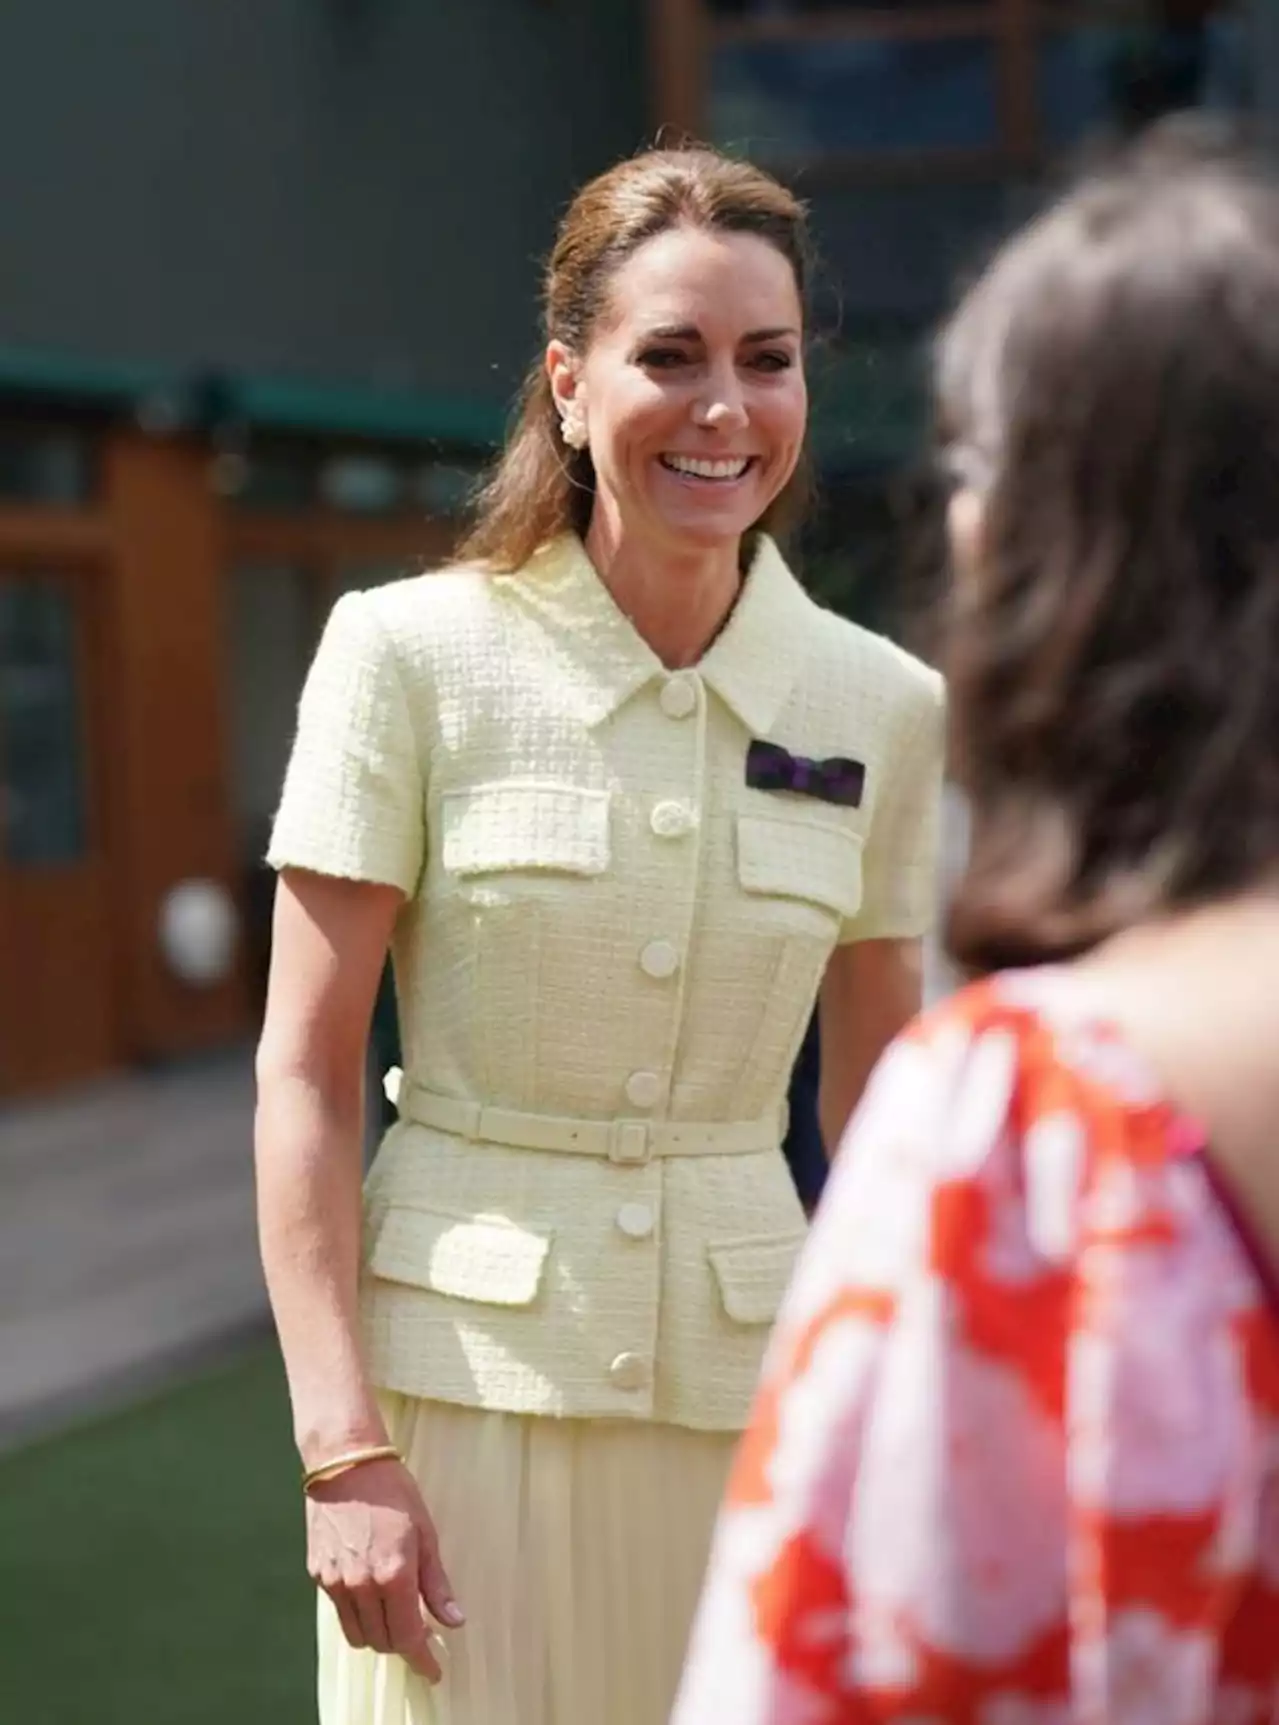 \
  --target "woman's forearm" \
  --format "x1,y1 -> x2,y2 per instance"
817,1052 -> 877,1158
818,938 -> 924,1157
255,1068 -> 387,1467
